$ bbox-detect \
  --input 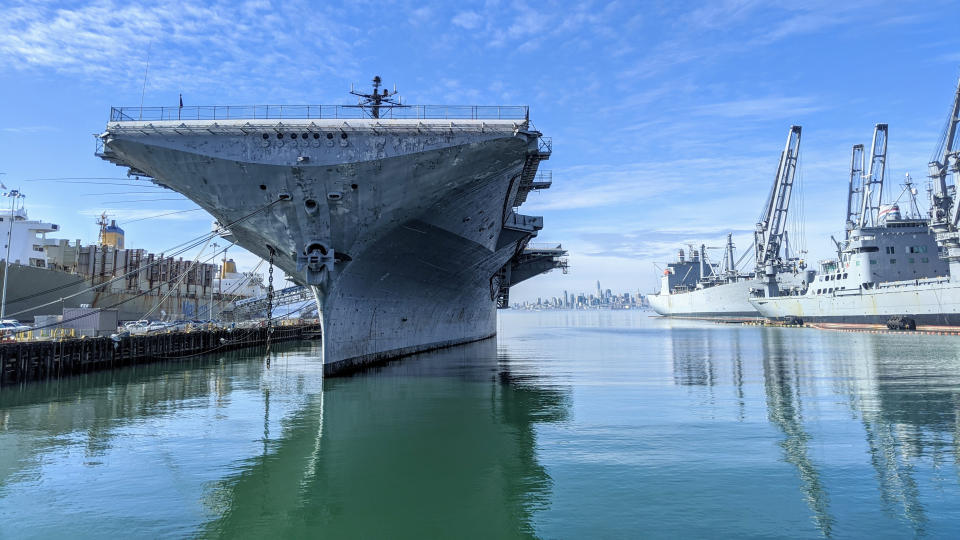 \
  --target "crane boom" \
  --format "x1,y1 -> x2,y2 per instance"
858,124 -> 888,228
928,77 -> 960,280
846,143 -> 865,235
754,125 -> 802,279
929,77 -> 960,228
